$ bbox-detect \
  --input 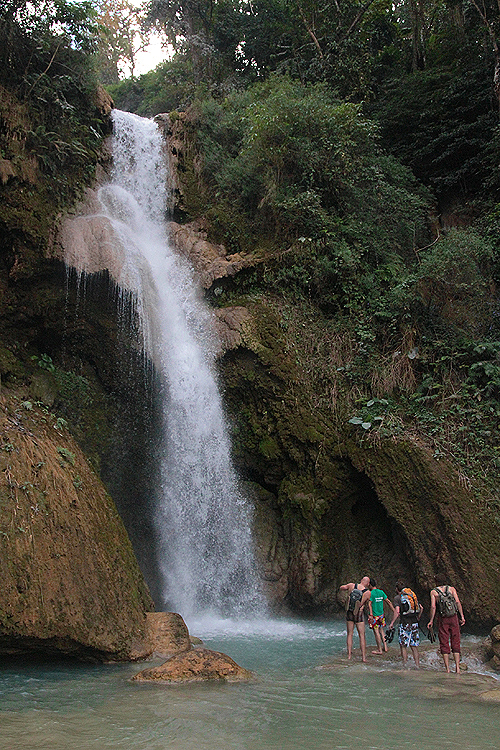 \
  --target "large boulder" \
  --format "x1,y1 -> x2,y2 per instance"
0,393 -> 154,661
484,624 -> 500,671
145,612 -> 191,657
132,647 -> 253,683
